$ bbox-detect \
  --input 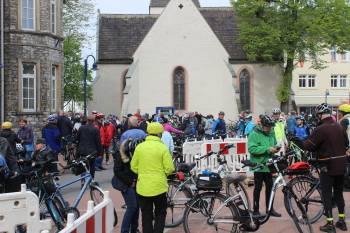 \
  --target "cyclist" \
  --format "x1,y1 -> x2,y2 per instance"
293,115 -> 309,141
244,114 -> 255,137
271,108 -> 288,152
338,104 -> 350,142
101,120 -> 116,165
212,111 -> 227,139
113,115 -> 146,233
76,115 -> 103,178
42,115 -> 61,173
297,103 -> 349,232
1,122 -> 21,156
286,111 -> 297,136
248,114 -> 281,217
131,122 -> 175,233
